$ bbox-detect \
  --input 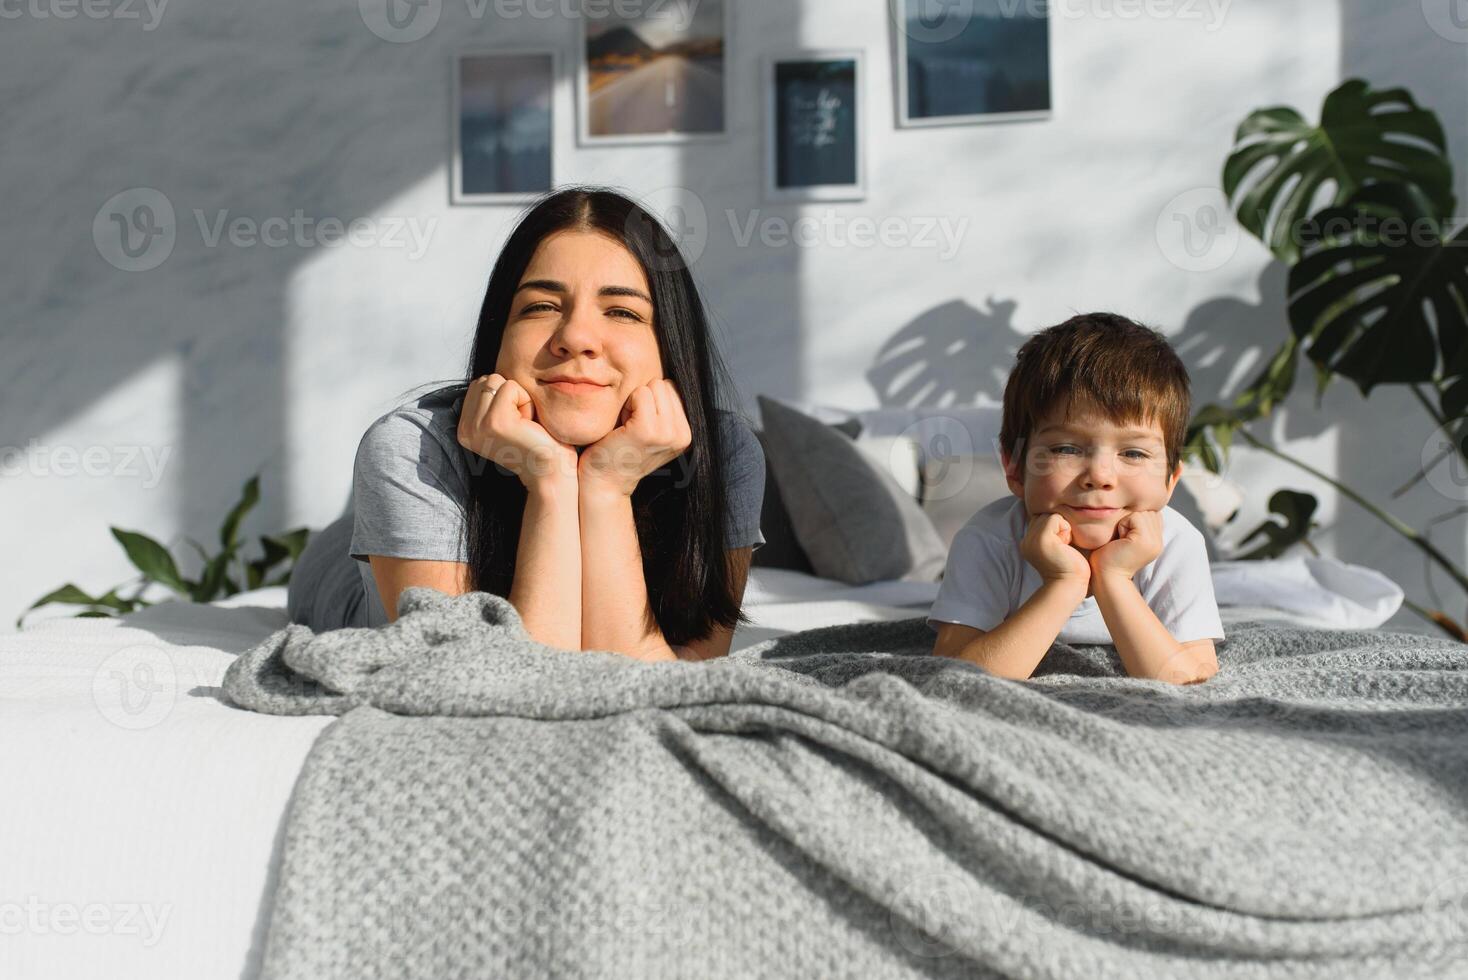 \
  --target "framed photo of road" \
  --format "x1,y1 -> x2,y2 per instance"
578,0 -> 729,144
894,0 -> 1052,128
765,51 -> 865,202
452,49 -> 559,204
